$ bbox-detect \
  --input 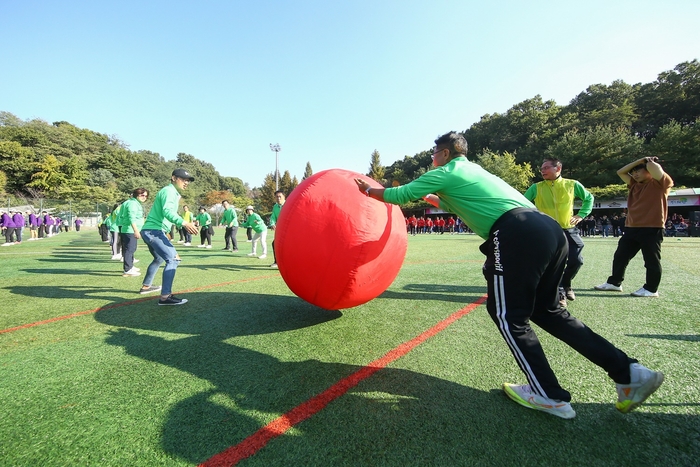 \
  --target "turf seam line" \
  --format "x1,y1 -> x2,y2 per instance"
200,294 -> 488,467
0,275 -> 278,335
